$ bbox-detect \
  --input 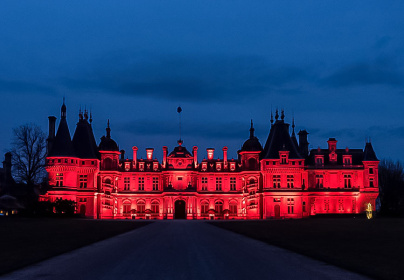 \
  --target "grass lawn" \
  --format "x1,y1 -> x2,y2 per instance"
0,217 -> 151,275
210,216 -> 404,280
